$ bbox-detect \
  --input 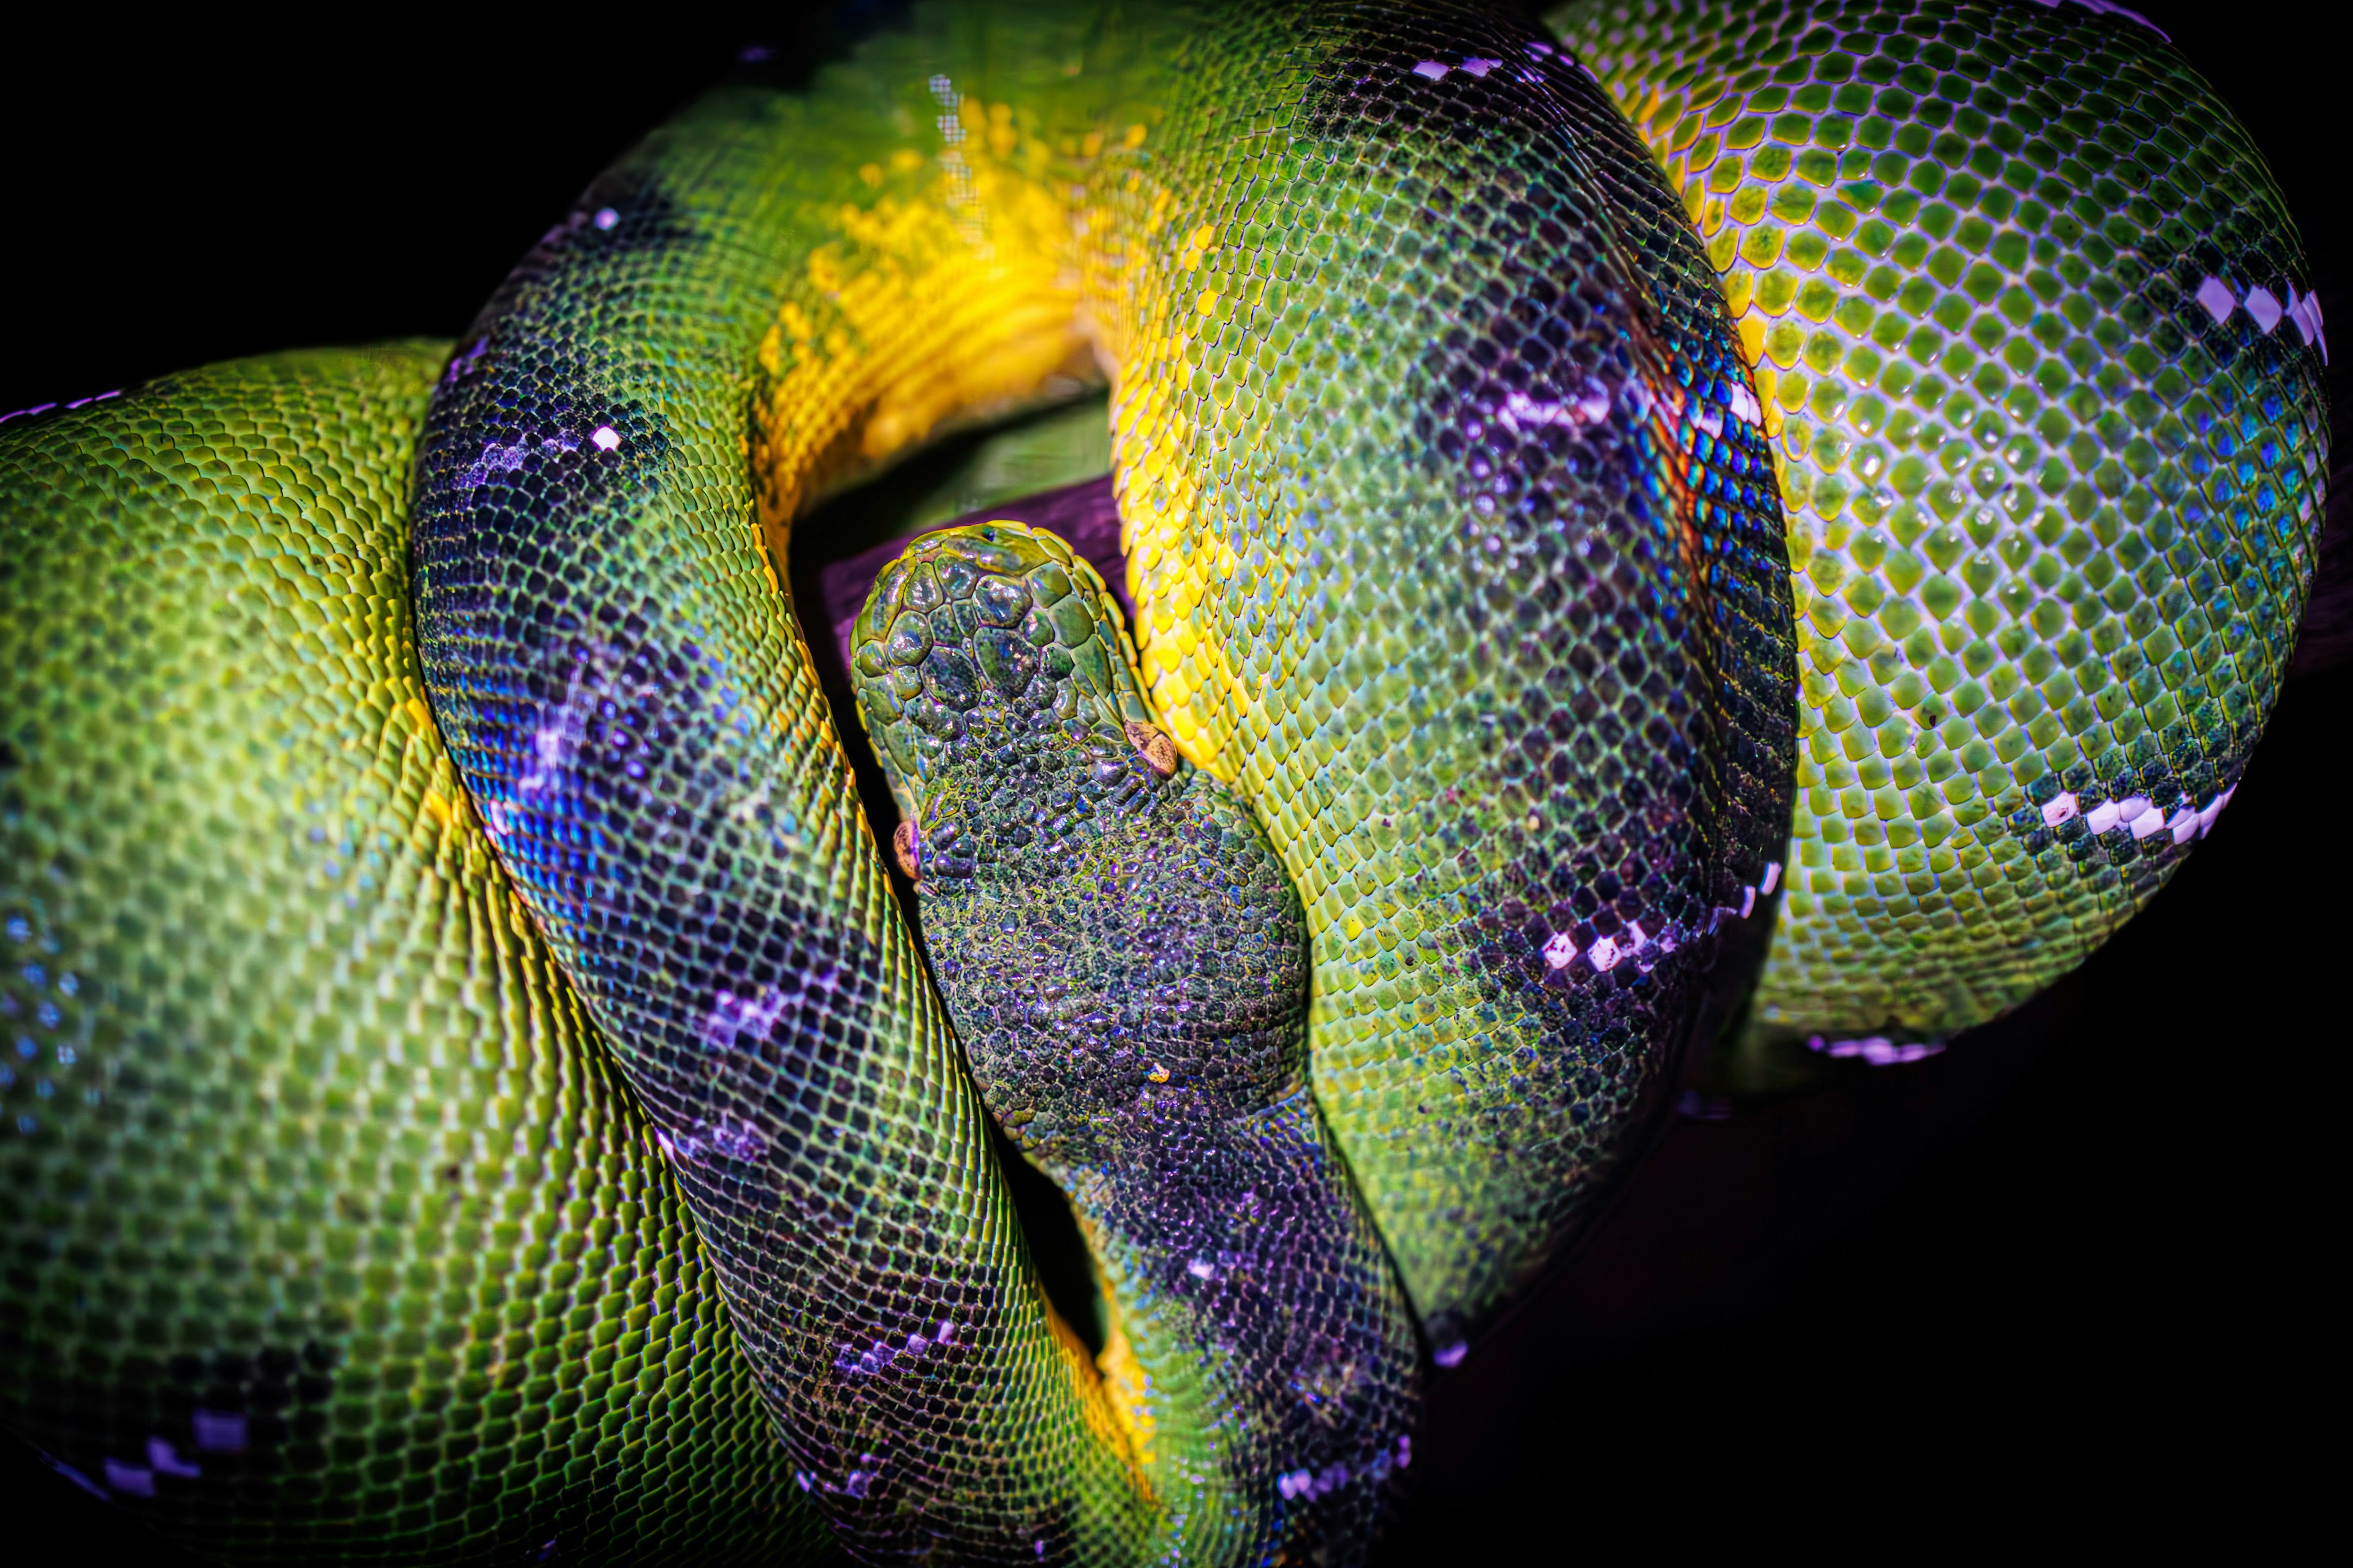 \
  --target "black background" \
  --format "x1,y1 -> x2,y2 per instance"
1,2 -> 2336,1559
